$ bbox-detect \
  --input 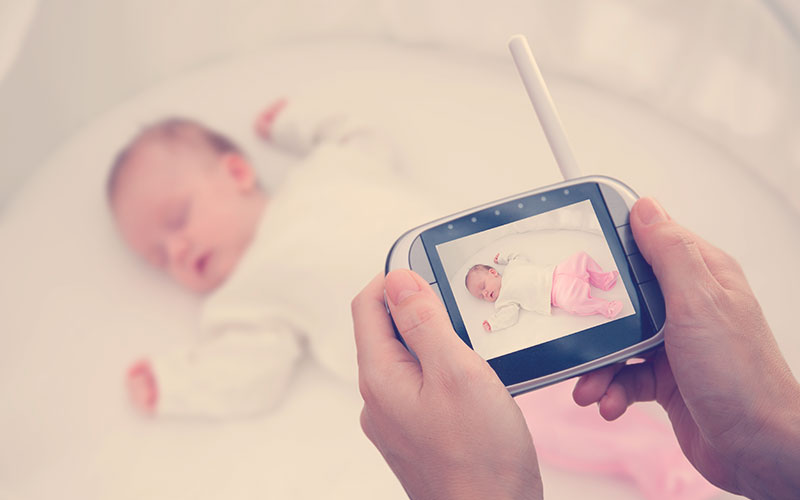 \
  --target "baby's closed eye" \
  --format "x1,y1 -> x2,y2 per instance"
164,199 -> 191,230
